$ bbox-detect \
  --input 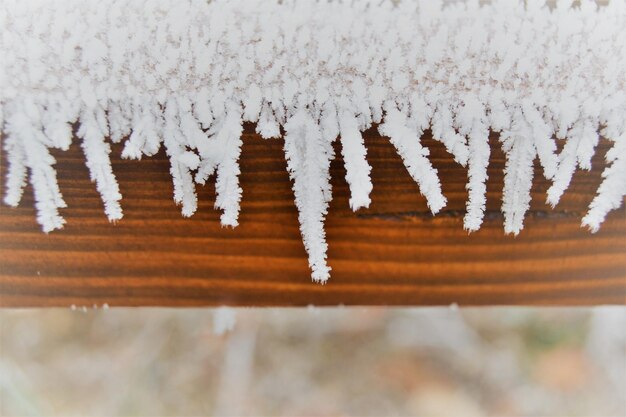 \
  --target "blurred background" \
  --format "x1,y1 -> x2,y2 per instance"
0,307 -> 624,416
